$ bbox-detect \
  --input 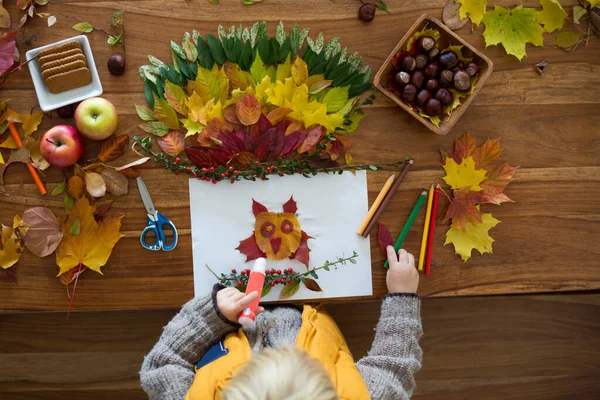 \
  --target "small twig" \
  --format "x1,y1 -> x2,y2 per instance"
206,264 -> 220,280
585,19 -> 592,47
59,12 -> 111,36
